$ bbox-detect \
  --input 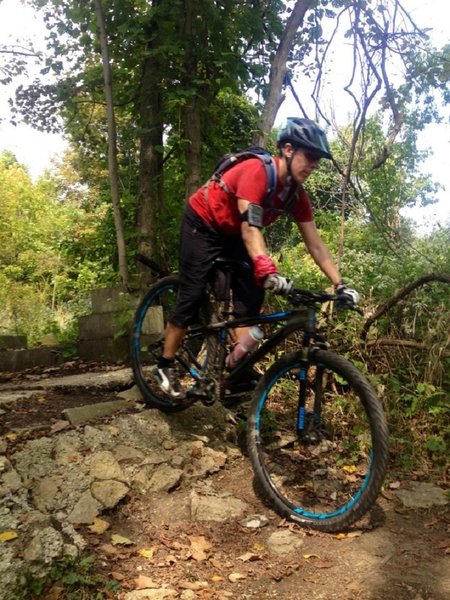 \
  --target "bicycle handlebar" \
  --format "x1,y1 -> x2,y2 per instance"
287,287 -> 360,312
